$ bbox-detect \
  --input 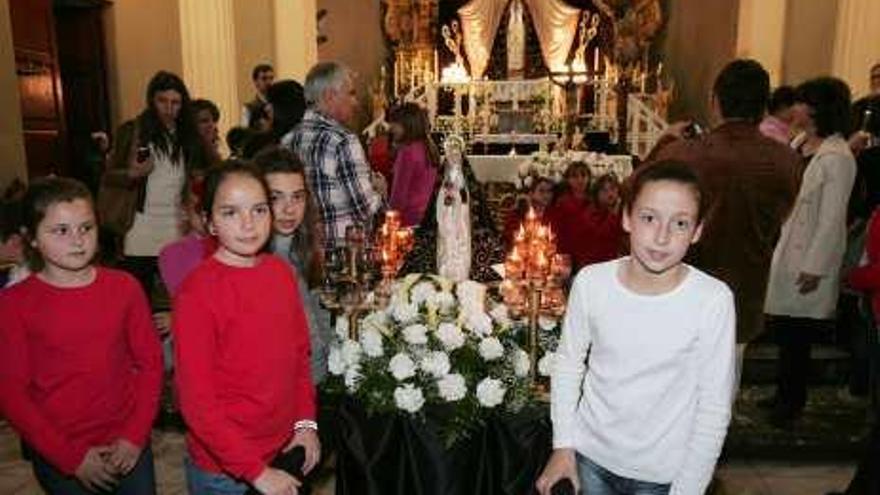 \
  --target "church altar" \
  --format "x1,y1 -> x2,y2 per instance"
469,151 -> 633,184
374,0 -> 669,158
